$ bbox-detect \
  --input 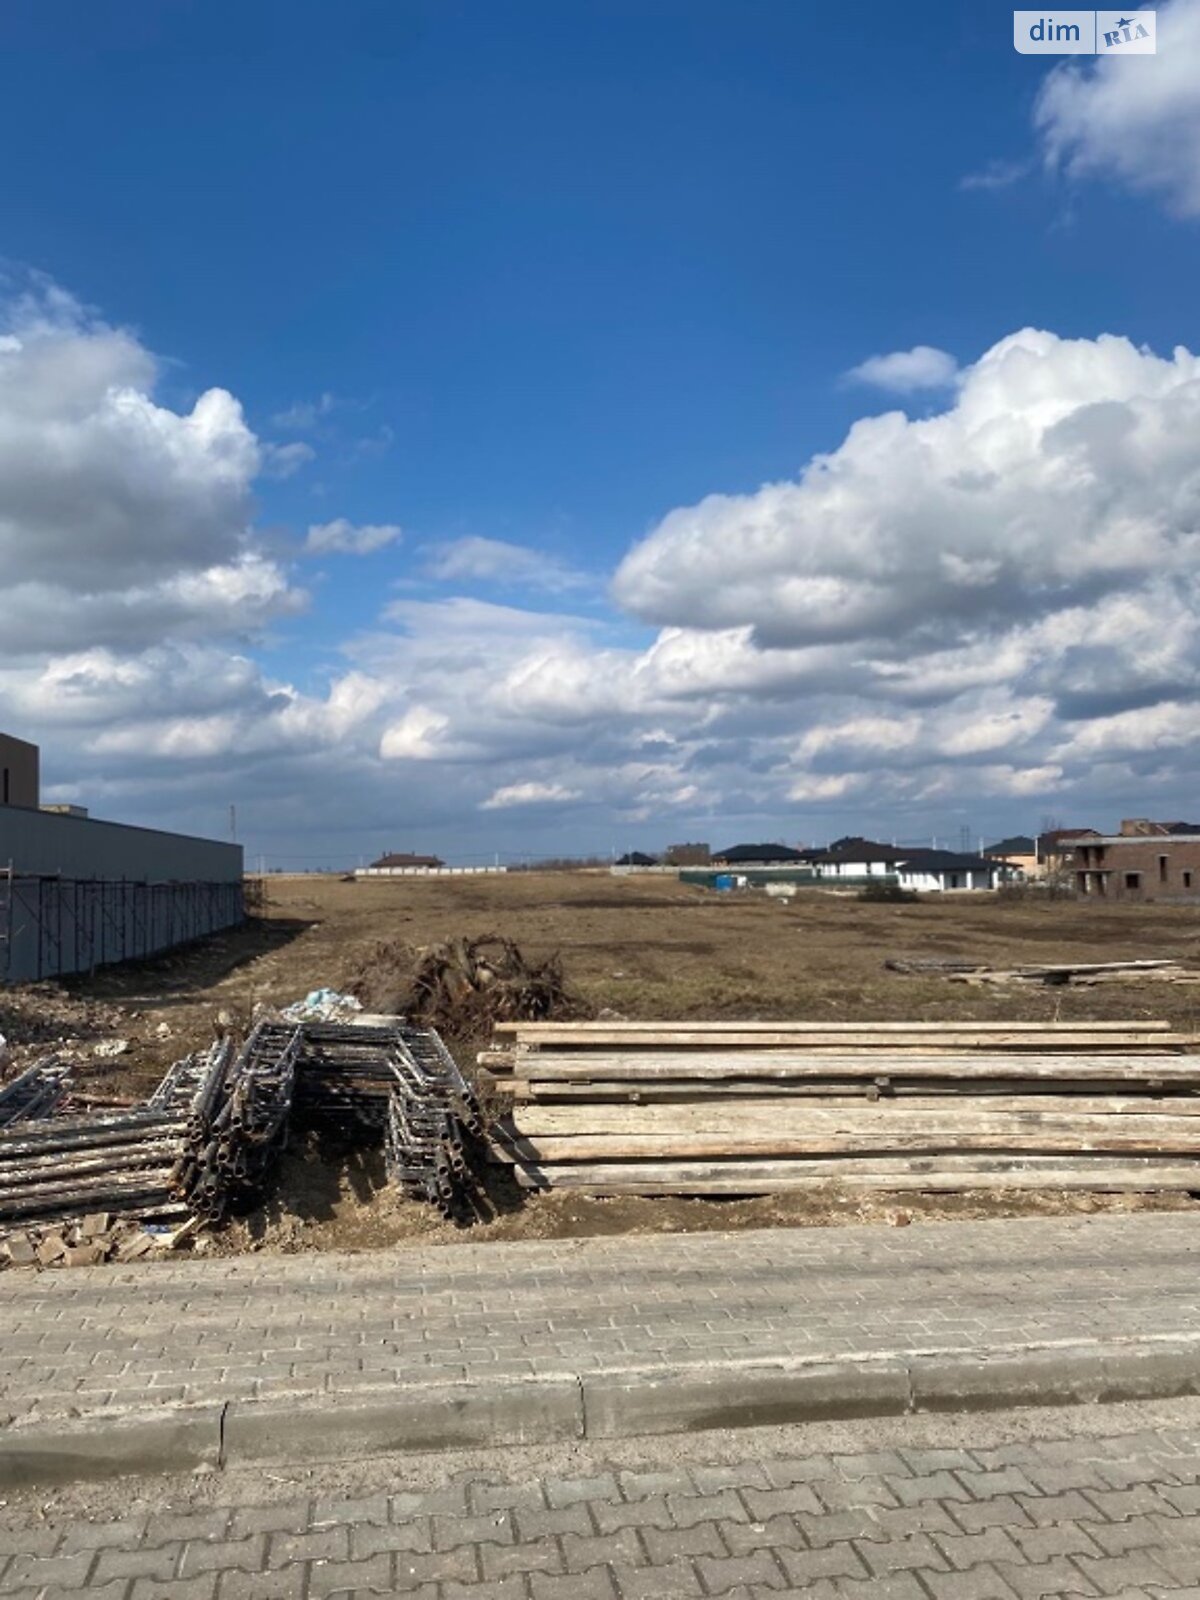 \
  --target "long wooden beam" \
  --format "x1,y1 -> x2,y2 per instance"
509,1097 -> 1200,1134
494,1019 -> 1175,1035
503,1052 -> 1200,1083
509,1156 -> 1200,1194
505,1103 -> 1200,1137
488,1035 -> 1194,1057
509,1078 -> 1193,1102
491,1124 -> 1200,1159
